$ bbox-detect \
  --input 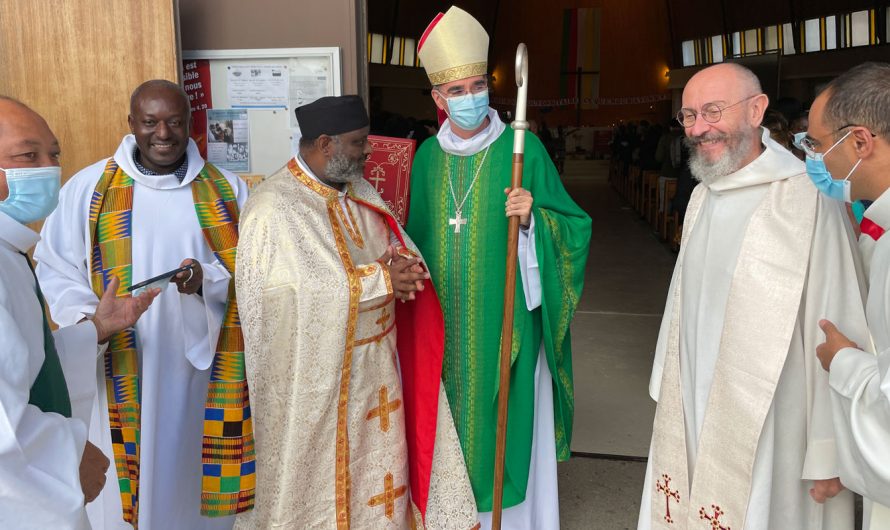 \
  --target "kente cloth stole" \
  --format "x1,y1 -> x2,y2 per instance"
649,176 -> 816,529
89,159 -> 255,526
